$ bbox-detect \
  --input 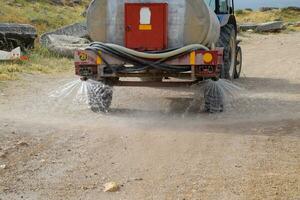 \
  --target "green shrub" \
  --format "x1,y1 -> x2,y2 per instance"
235,9 -> 244,15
